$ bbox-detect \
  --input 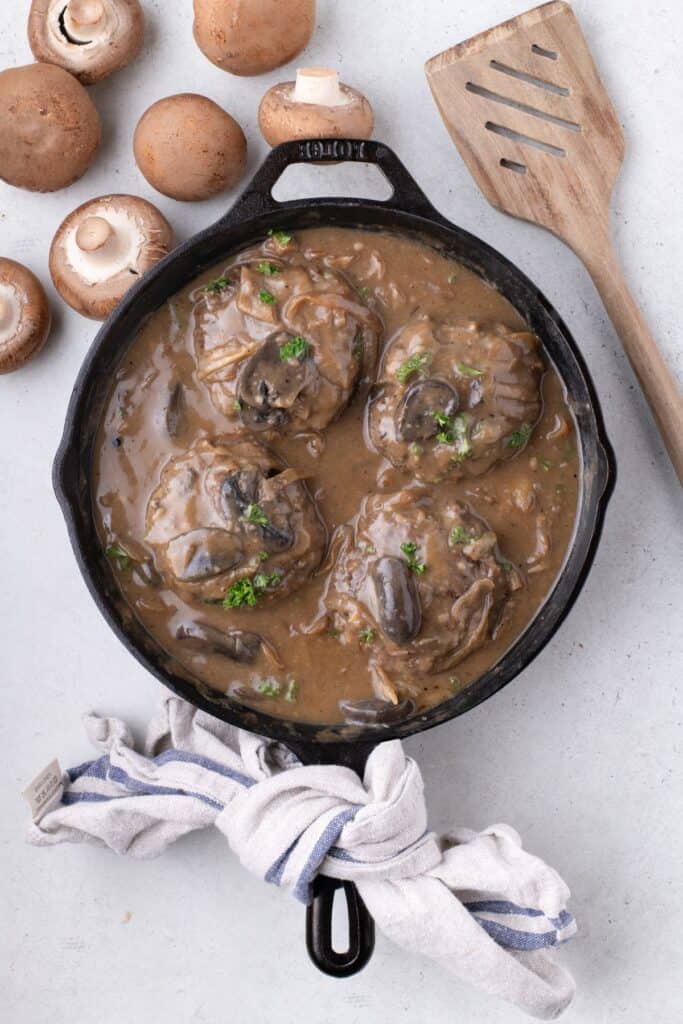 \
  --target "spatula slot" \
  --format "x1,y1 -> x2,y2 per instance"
466,82 -> 581,132
500,158 -> 527,174
531,44 -> 558,61
490,60 -> 569,96
485,121 -> 567,158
